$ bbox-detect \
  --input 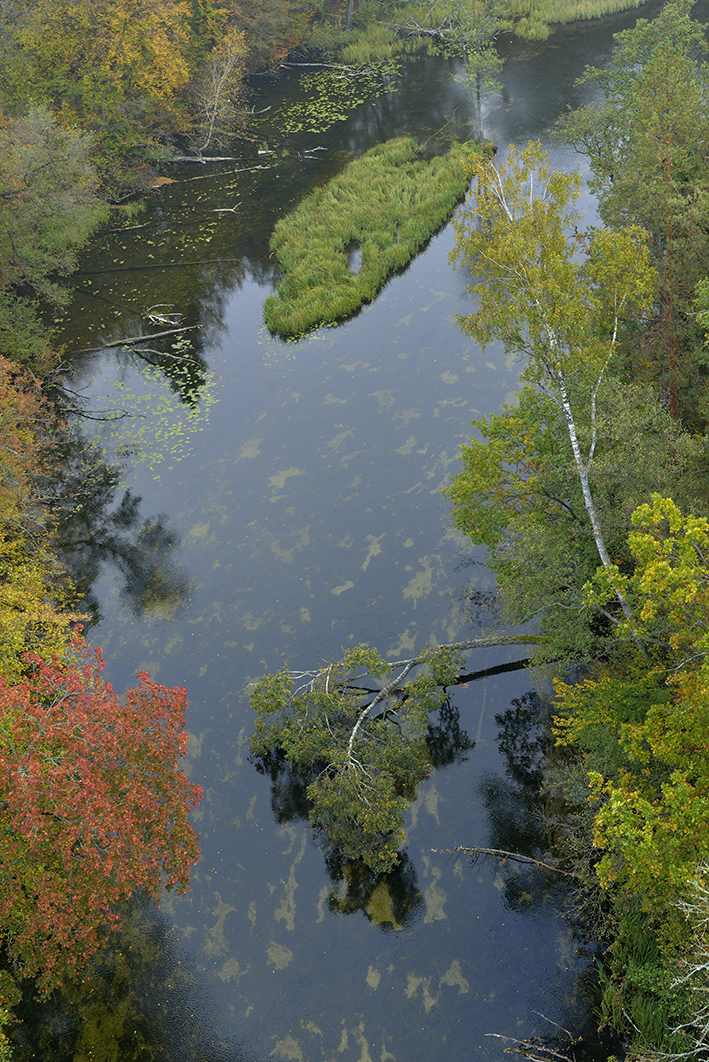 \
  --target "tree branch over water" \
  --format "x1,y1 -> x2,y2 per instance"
250,635 -> 537,873
432,845 -> 577,877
